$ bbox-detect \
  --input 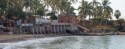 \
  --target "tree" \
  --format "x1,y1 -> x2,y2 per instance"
58,0 -> 76,14
43,0 -> 77,14
90,0 -> 101,7
102,0 -> 113,19
90,0 -> 101,18
47,12 -> 57,20
68,6 -> 76,15
3,0 -> 25,19
78,0 -> 93,20
96,6 -> 103,17
114,10 -> 121,20
32,0 -> 46,16
0,0 -> 7,16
